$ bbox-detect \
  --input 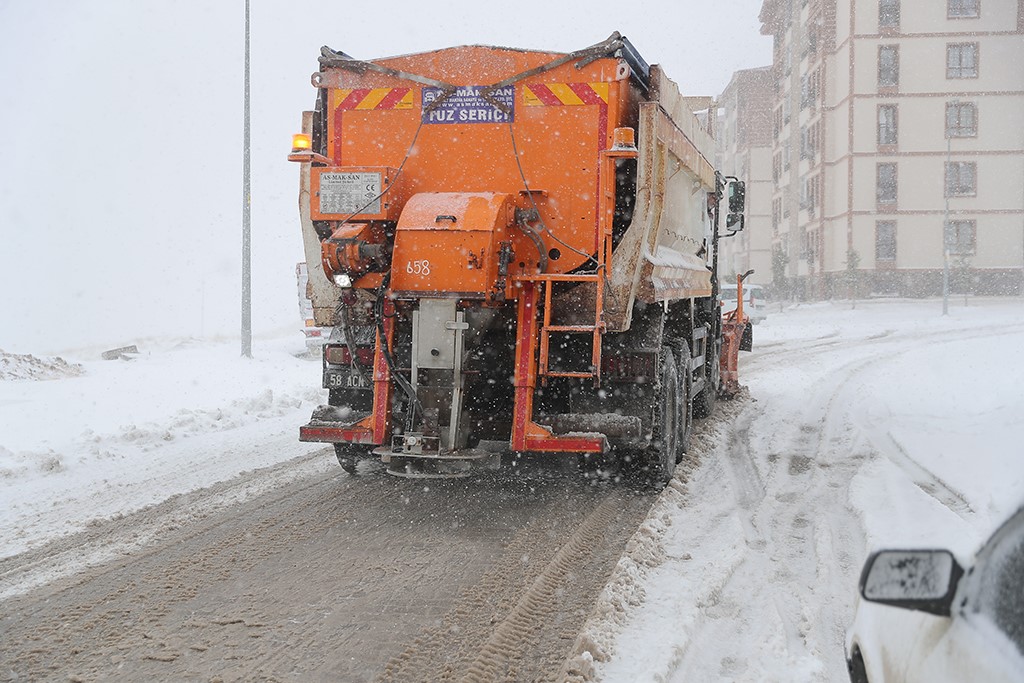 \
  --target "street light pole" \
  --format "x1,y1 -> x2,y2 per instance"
942,100 -> 956,316
241,0 -> 252,357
